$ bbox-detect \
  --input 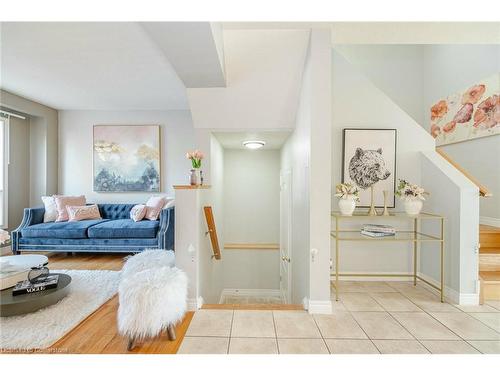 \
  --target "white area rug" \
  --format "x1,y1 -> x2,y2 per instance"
0,269 -> 120,350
